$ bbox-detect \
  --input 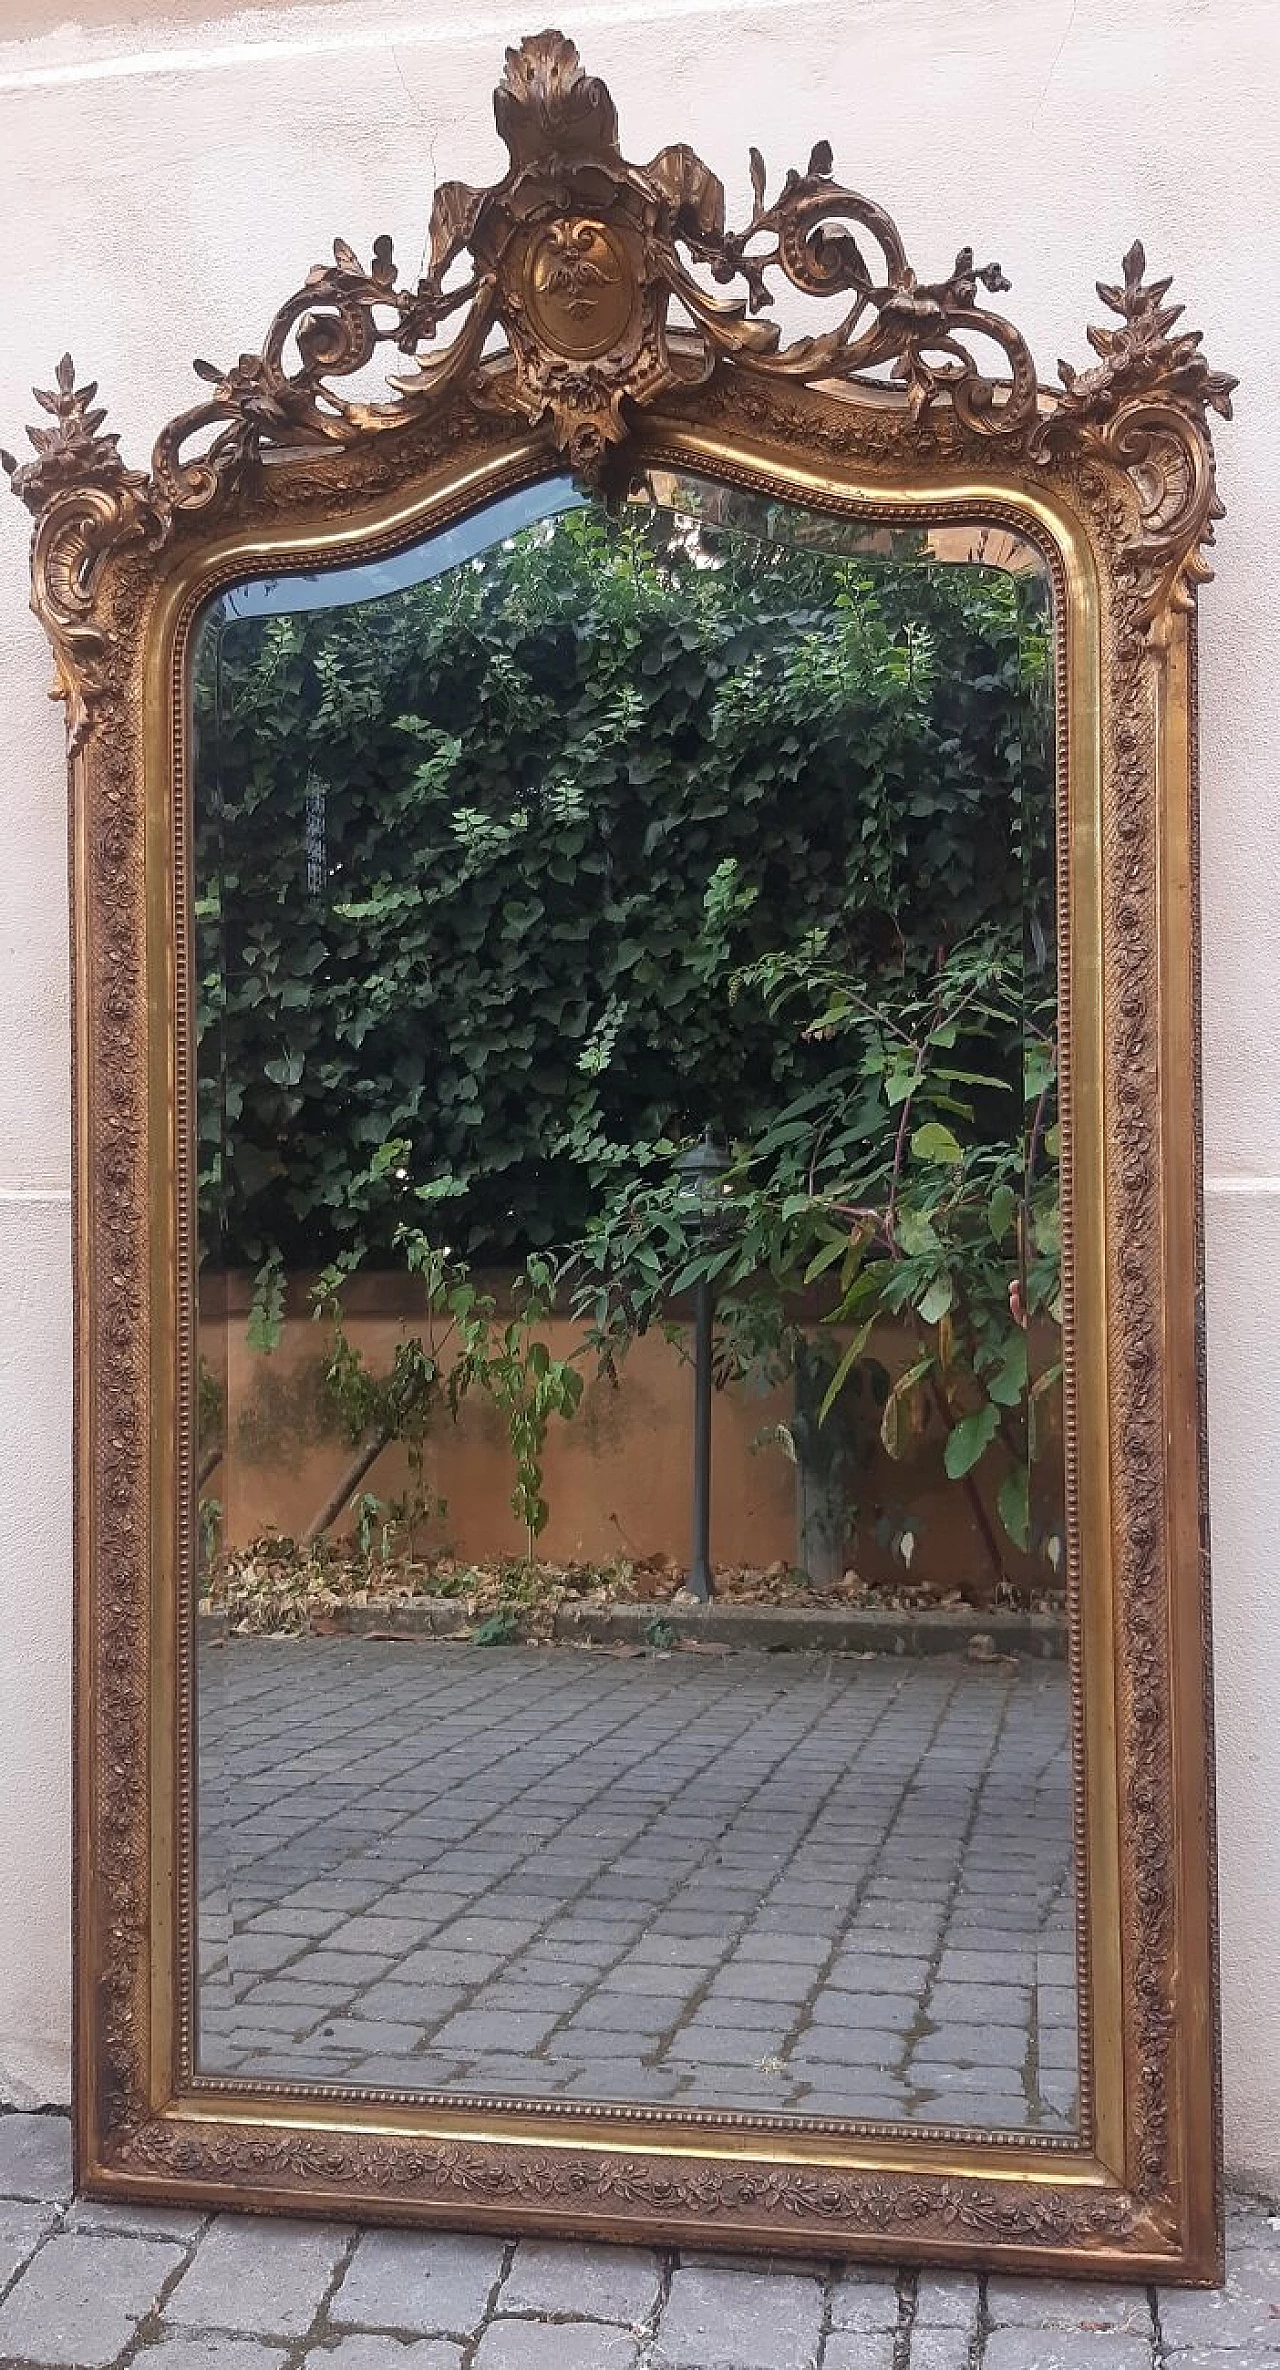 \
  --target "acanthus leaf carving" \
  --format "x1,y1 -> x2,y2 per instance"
1036,240 -> 1237,627
5,42 -> 1235,753
2,356 -> 167,752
